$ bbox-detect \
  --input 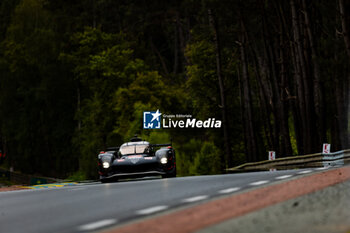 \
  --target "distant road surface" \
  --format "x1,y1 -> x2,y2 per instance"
0,165 -> 349,233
